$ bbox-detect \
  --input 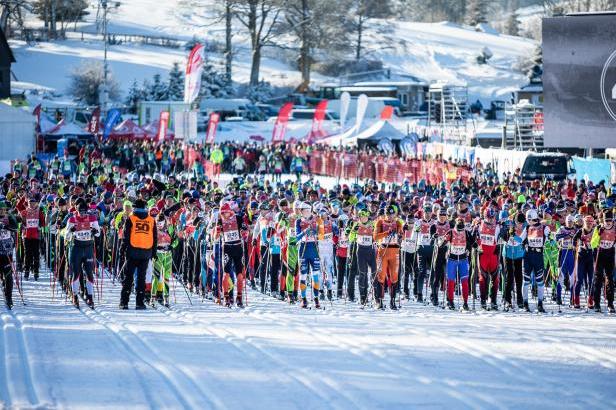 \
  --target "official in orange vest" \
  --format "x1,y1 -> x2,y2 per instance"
120,199 -> 157,310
